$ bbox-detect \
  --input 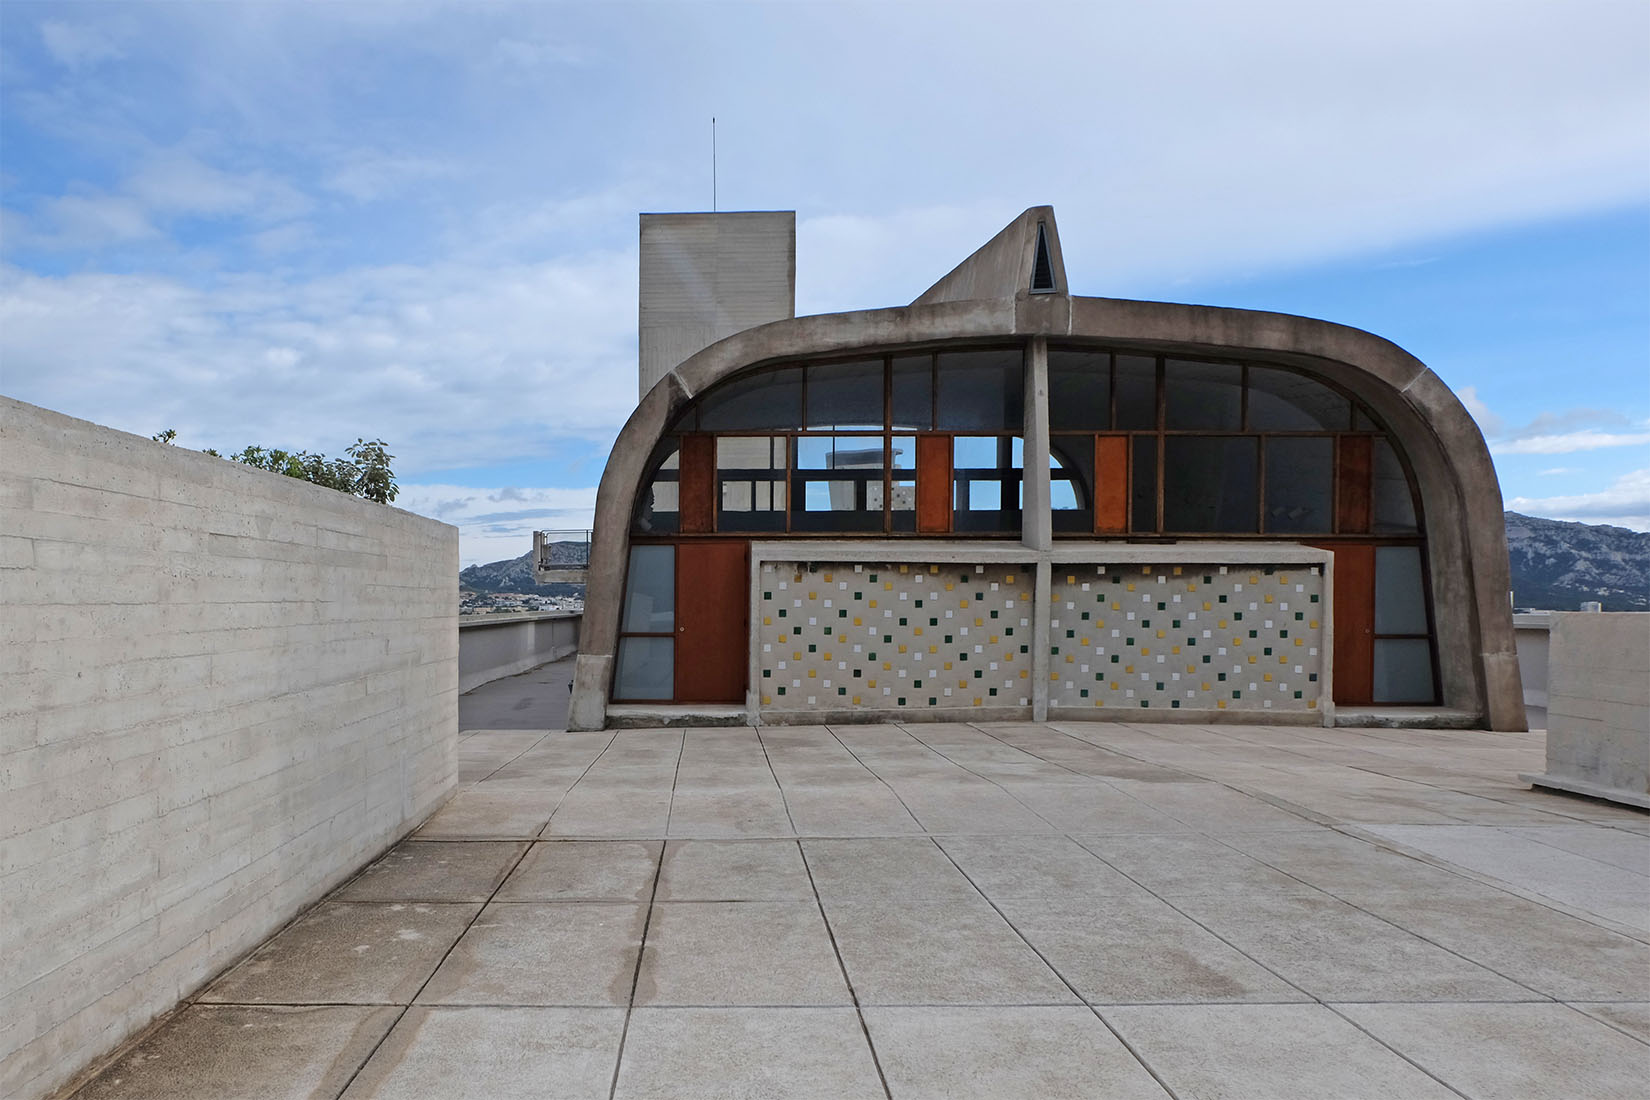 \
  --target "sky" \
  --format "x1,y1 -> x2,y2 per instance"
1,0 -> 1646,567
